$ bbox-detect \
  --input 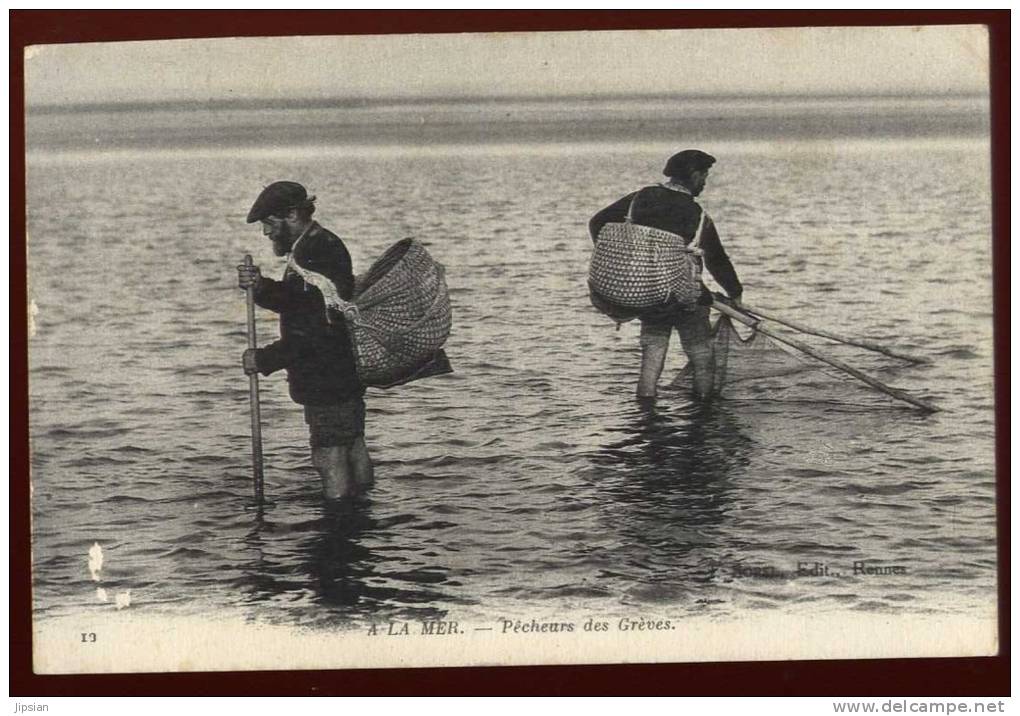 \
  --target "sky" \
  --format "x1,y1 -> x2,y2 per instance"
24,25 -> 990,106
